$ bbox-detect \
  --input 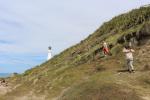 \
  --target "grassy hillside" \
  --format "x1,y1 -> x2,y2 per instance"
1,6 -> 150,100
